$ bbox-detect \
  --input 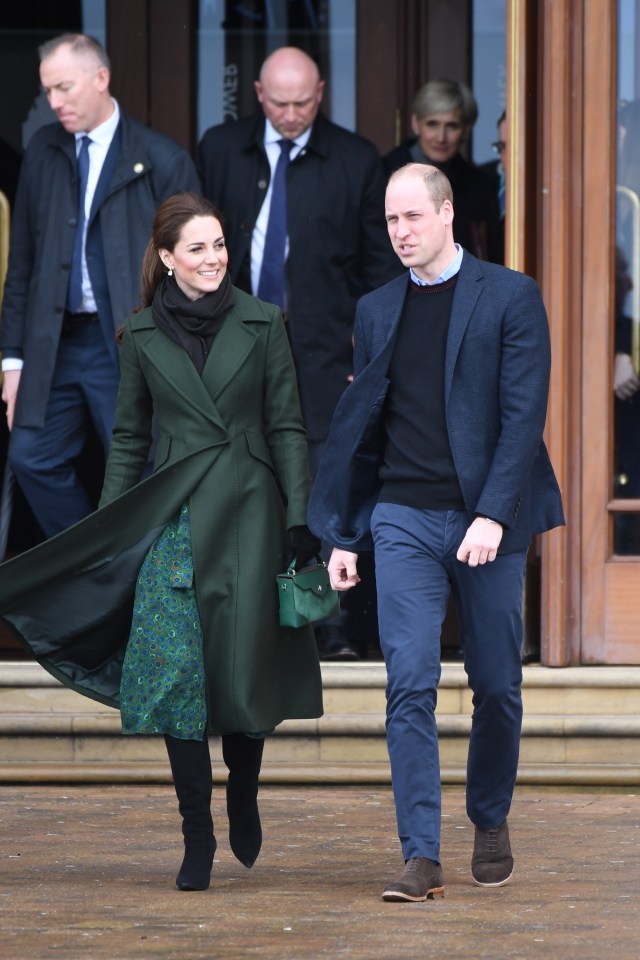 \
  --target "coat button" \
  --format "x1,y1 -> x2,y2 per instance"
258,179 -> 267,190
